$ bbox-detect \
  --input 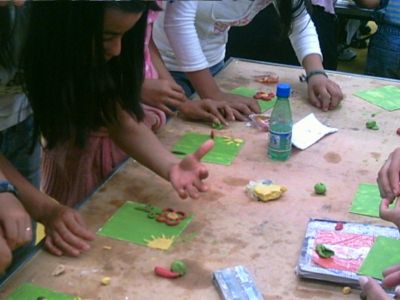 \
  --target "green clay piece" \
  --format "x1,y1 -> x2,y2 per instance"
314,183 -> 326,195
315,244 -> 335,258
170,260 -> 187,276
366,120 -> 379,130
211,122 -> 225,130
